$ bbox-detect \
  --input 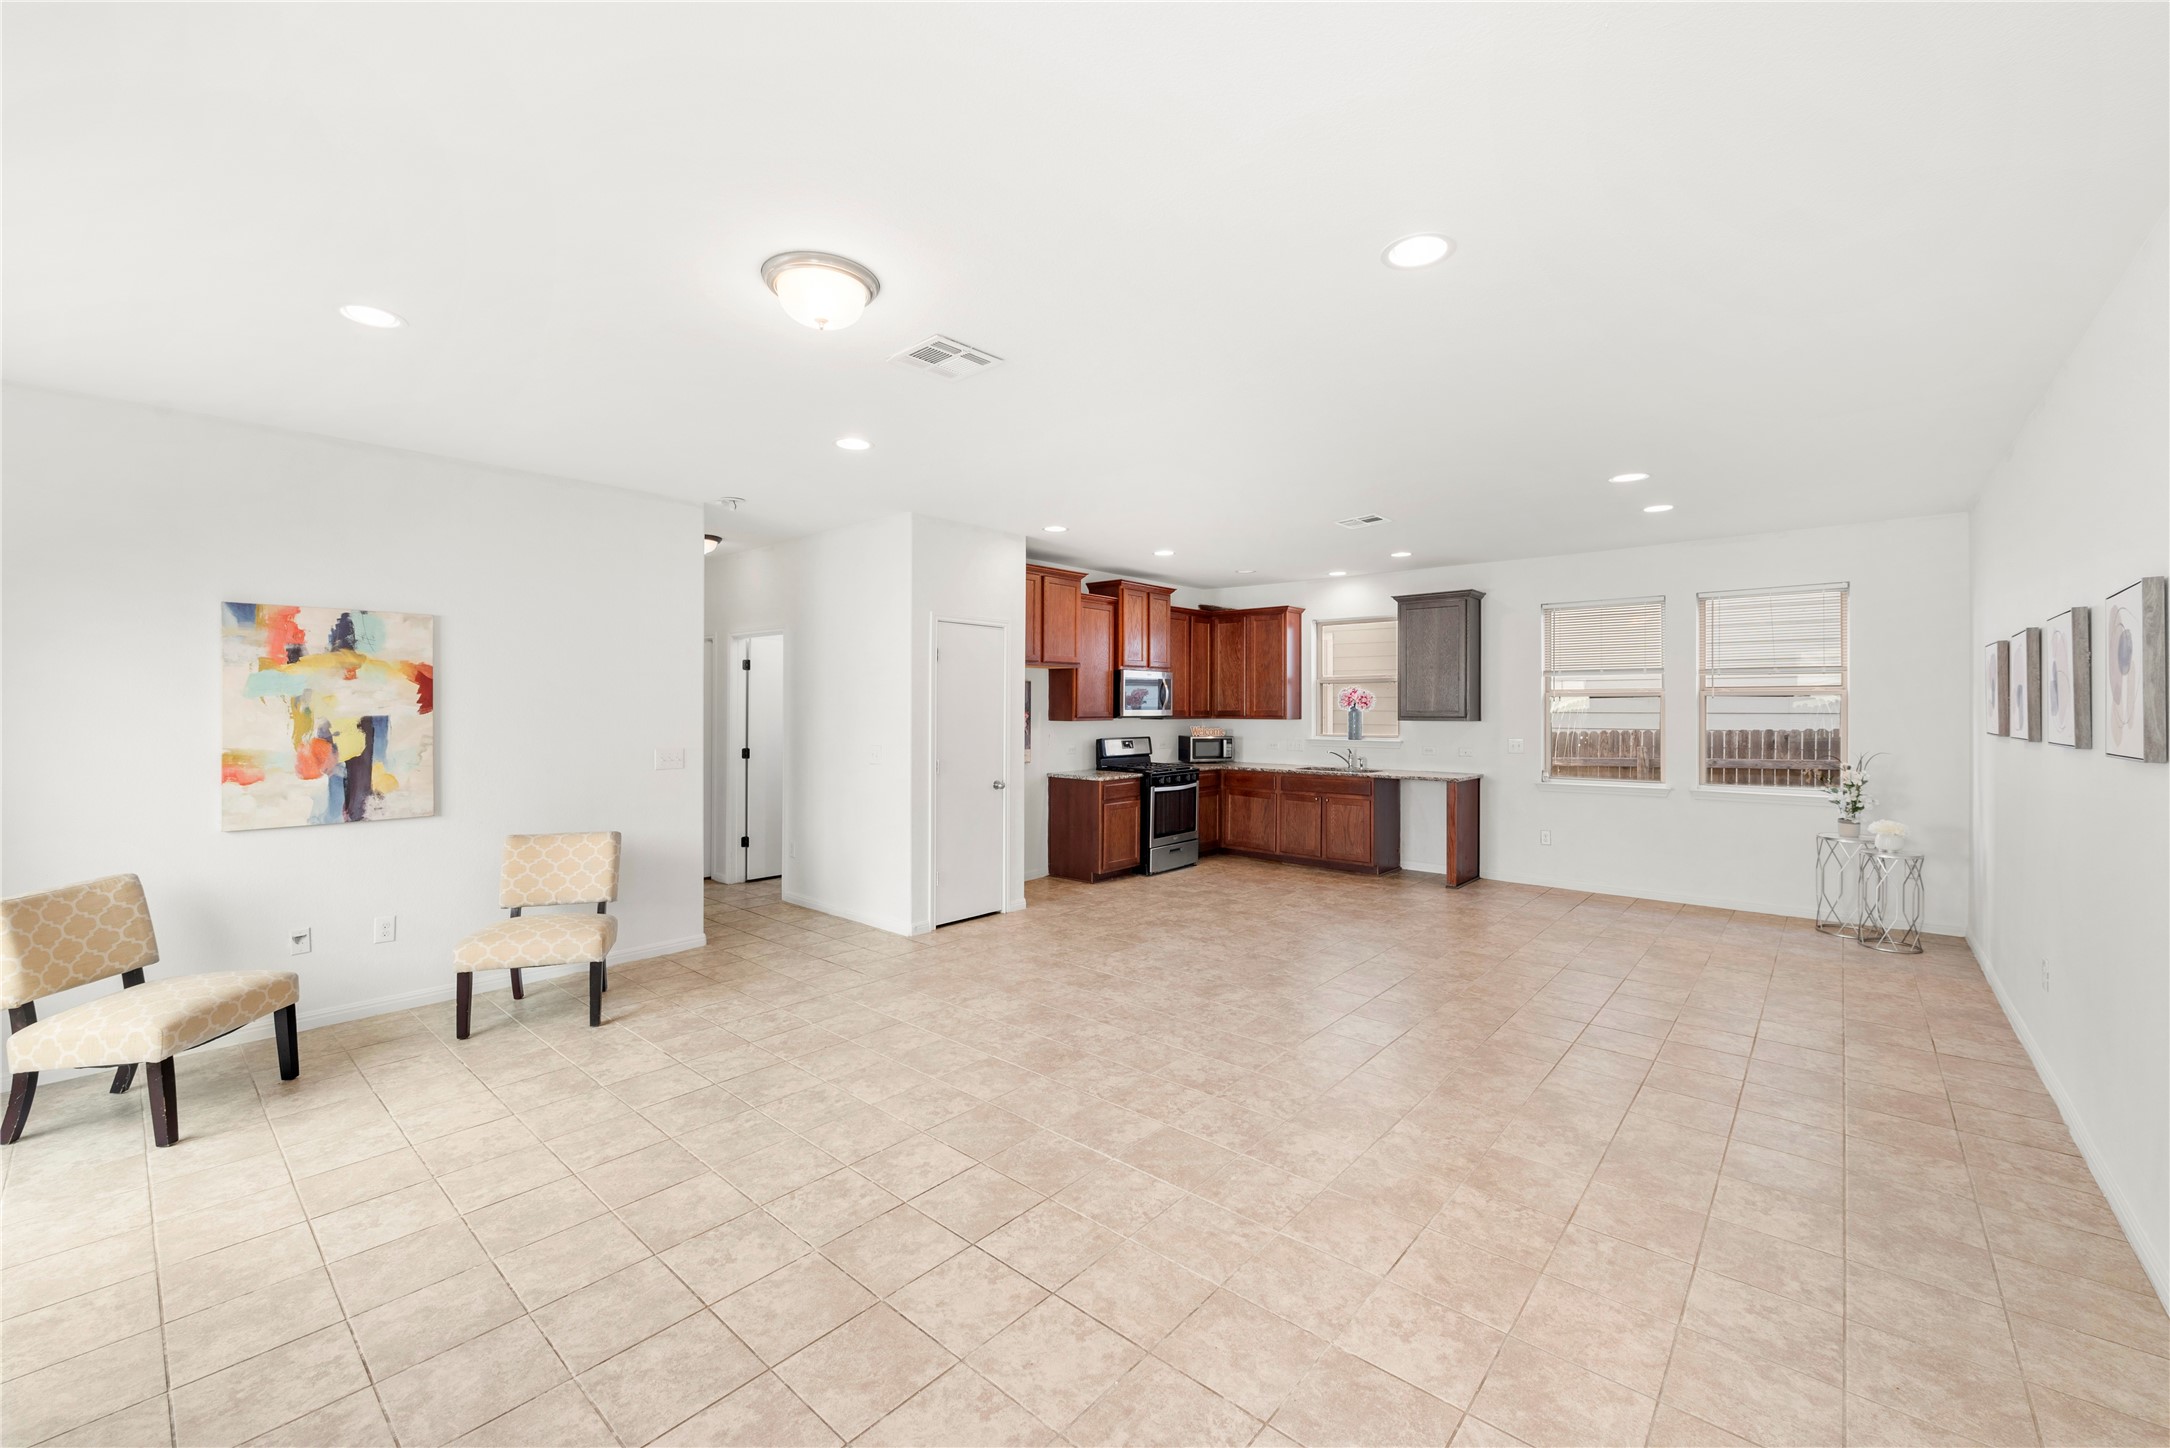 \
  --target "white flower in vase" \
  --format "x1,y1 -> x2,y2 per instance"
1867,819 -> 1908,853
